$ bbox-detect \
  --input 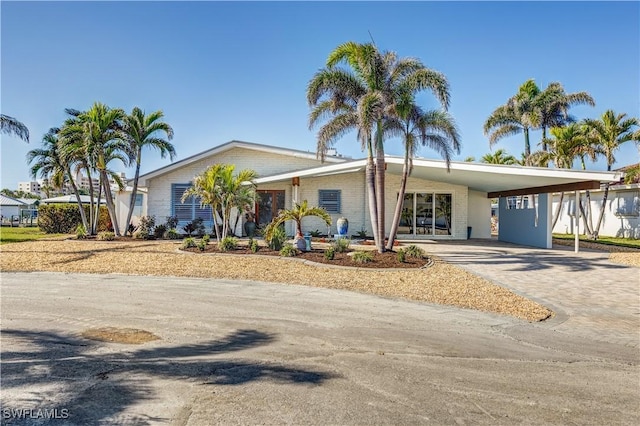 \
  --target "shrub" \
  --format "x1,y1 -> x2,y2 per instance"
165,215 -> 179,229
183,218 -> 205,237
202,234 -> 210,244
266,225 -> 287,251
139,215 -> 156,237
154,224 -> 167,239
219,236 -> 238,252
332,237 -> 350,253
248,238 -> 260,253
164,228 -> 181,240
324,246 -> 335,260
355,228 -> 369,239
76,224 -> 87,239
310,229 -> 323,237
97,231 -> 115,241
182,237 -> 196,249
279,243 -> 298,257
352,251 -> 374,264
38,204 -> 111,234
396,249 -> 406,263
197,239 -> 207,252
404,245 -> 425,259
